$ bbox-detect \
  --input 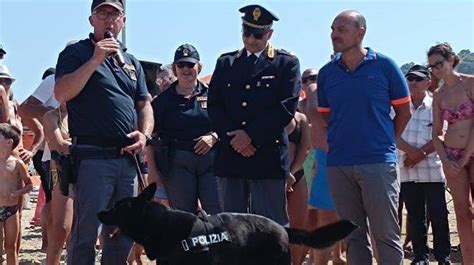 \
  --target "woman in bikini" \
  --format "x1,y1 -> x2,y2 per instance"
430,42 -> 474,263
285,110 -> 311,265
